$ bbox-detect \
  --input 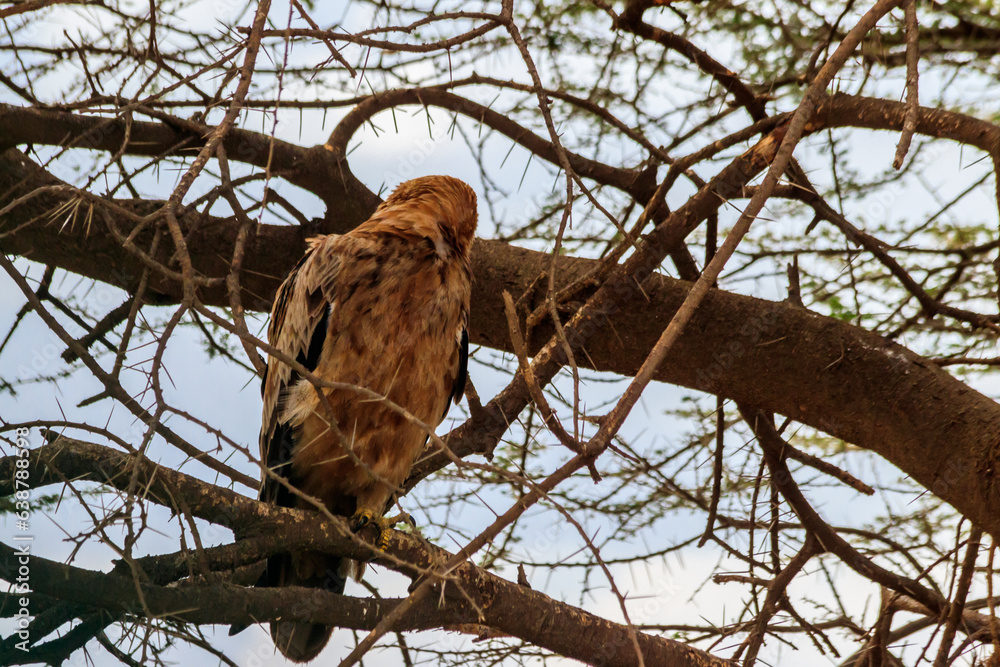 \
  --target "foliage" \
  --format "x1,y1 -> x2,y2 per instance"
1,1 -> 999,665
